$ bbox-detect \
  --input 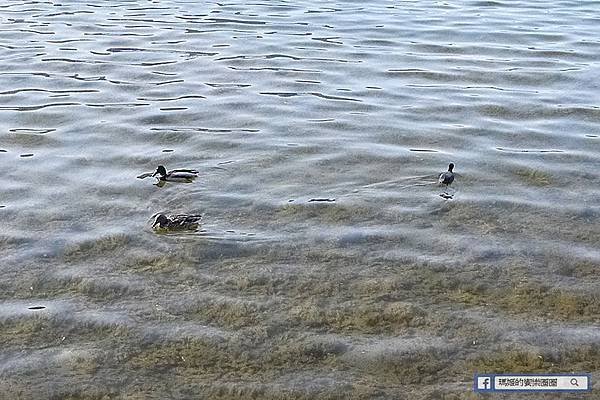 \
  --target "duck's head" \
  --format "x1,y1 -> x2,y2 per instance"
448,163 -> 454,172
152,165 -> 167,177
151,213 -> 169,228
